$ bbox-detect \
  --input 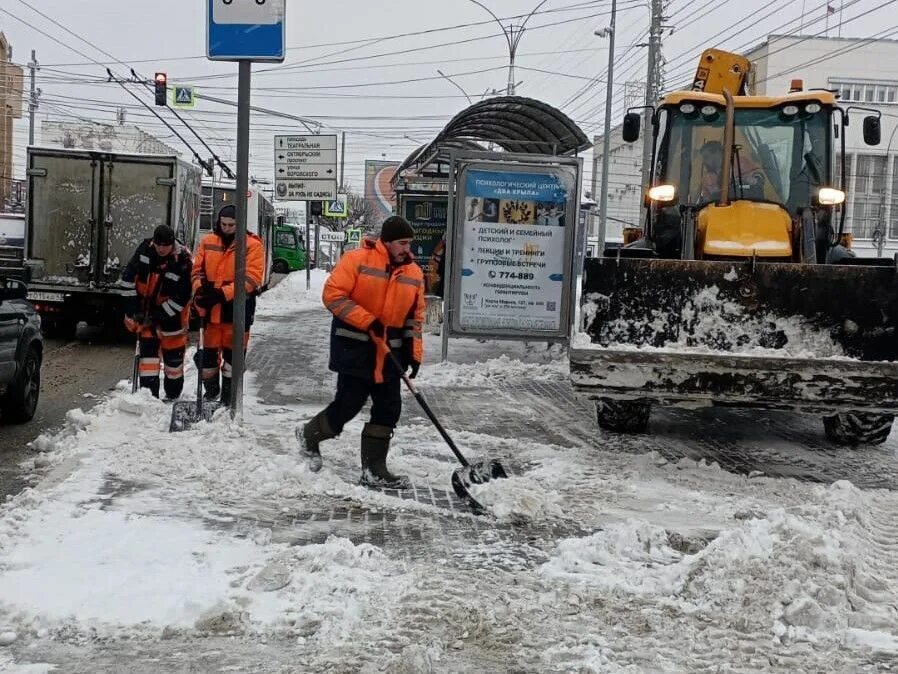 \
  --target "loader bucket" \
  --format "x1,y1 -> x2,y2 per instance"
570,256 -> 898,414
